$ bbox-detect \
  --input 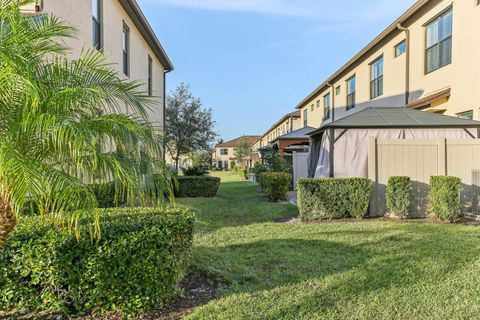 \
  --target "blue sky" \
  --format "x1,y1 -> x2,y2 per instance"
139,0 -> 418,141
